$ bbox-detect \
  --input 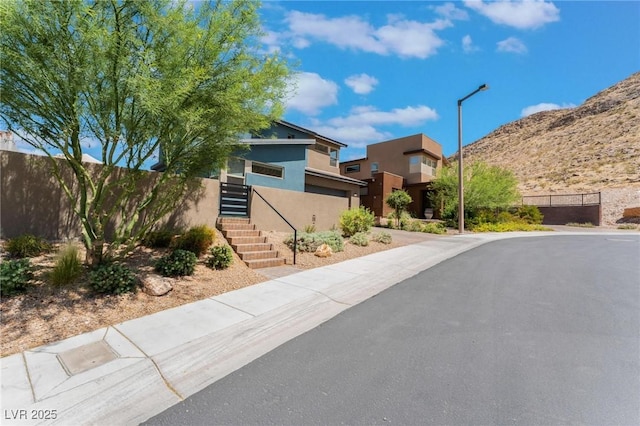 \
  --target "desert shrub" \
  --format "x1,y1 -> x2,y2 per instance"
421,222 -> 447,234
142,229 -> 177,248
496,211 -> 518,223
206,245 -> 233,270
339,207 -> 374,237
404,219 -> 423,232
617,224 -> 638,230
172,225 -> 215,256
514,205 -> 543,224
349,232 -> 369,247
155,249 -> 197,277
89,262 -> 137,294
386,211 -> 412,230
5,234 -> 52,258
284,231 -> 344,253
566,222 -> 595,228
372,232 -> 392,244
471,222 -> 552,232
385,190 -> 412,228
0,258 -> 34,297
304,224 -> 317,233
50,244 -> 83,286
